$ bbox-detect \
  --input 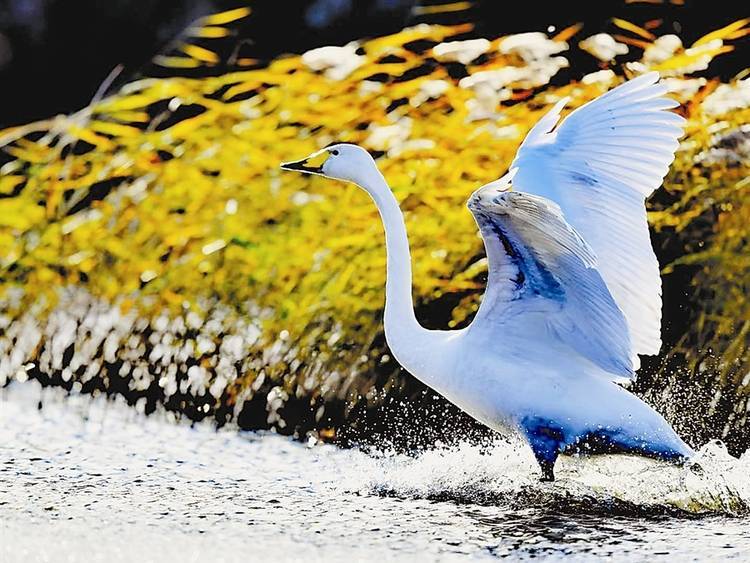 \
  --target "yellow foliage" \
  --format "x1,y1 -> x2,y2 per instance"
0,15 -> 748,432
